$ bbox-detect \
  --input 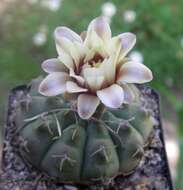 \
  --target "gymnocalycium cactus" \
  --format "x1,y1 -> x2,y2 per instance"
15,17 -> 154,185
